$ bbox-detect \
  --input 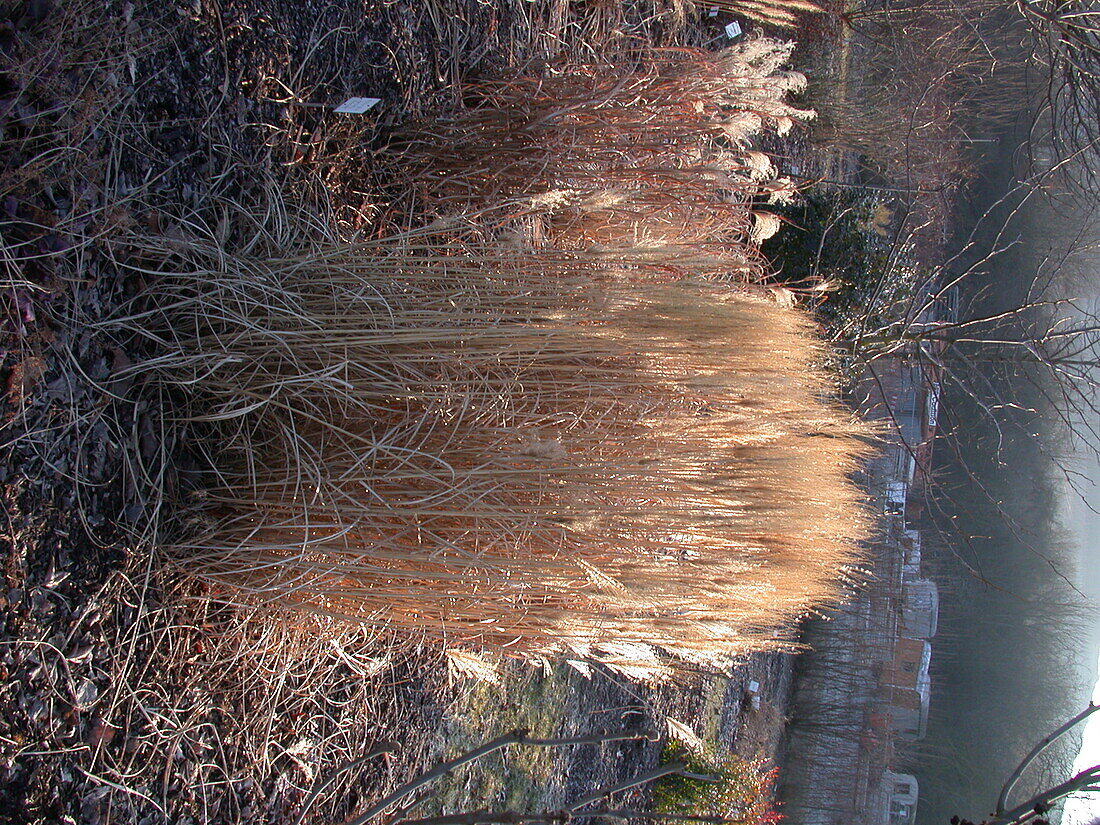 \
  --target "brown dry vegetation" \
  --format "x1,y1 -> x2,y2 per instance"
0,1 -> 871,823
101,41 -> 873,673
390,39 -> 811,269
811,0 -> 1030,189
112,233 -> 872,667
679,0 -> 824,30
